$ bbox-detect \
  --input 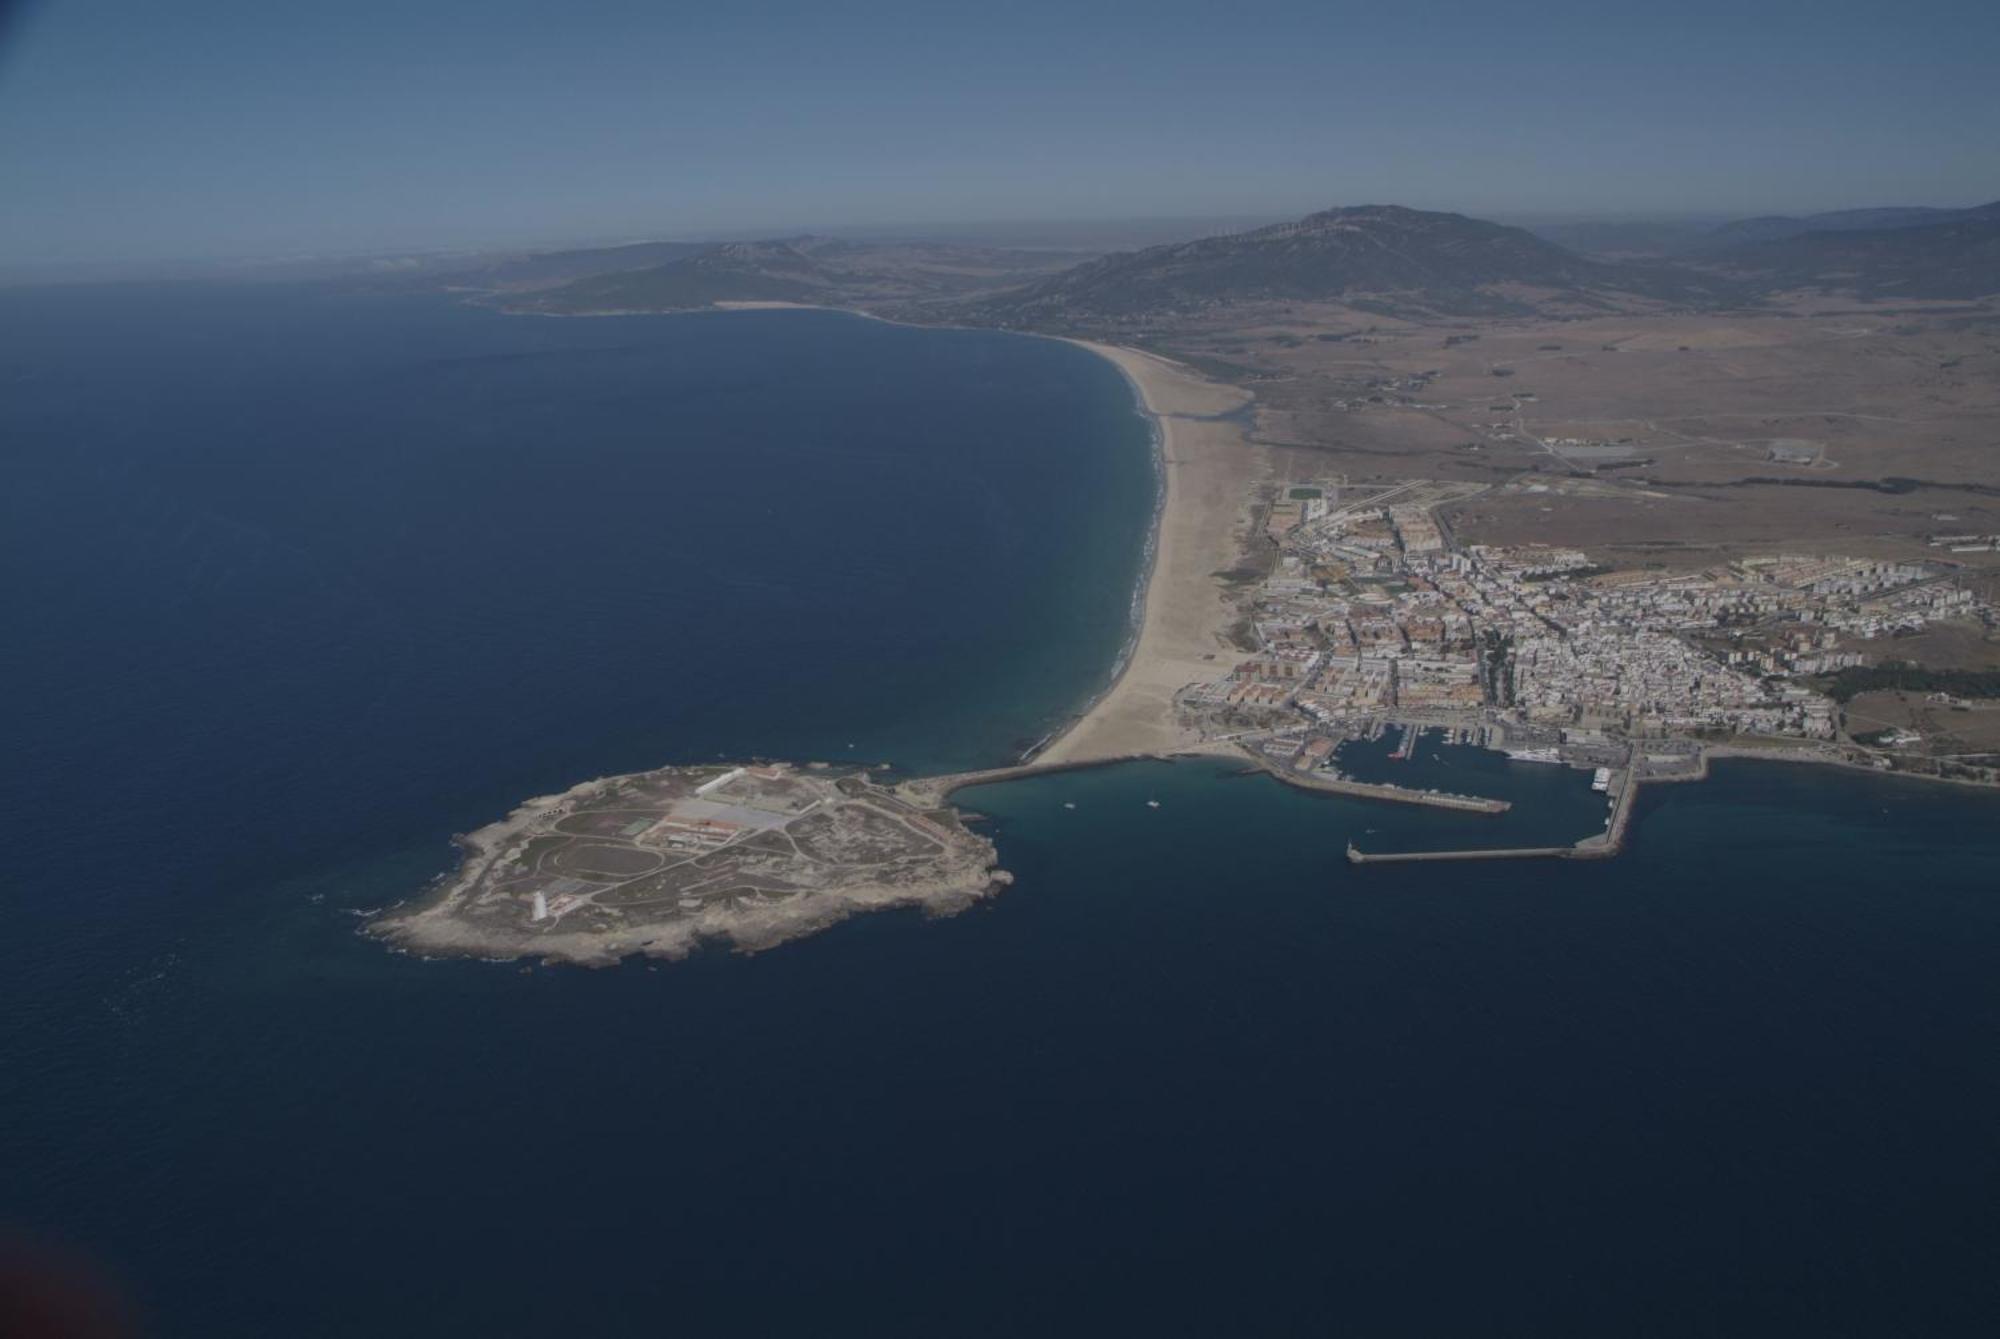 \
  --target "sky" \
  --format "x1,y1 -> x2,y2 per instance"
1,0 -> 1997,267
